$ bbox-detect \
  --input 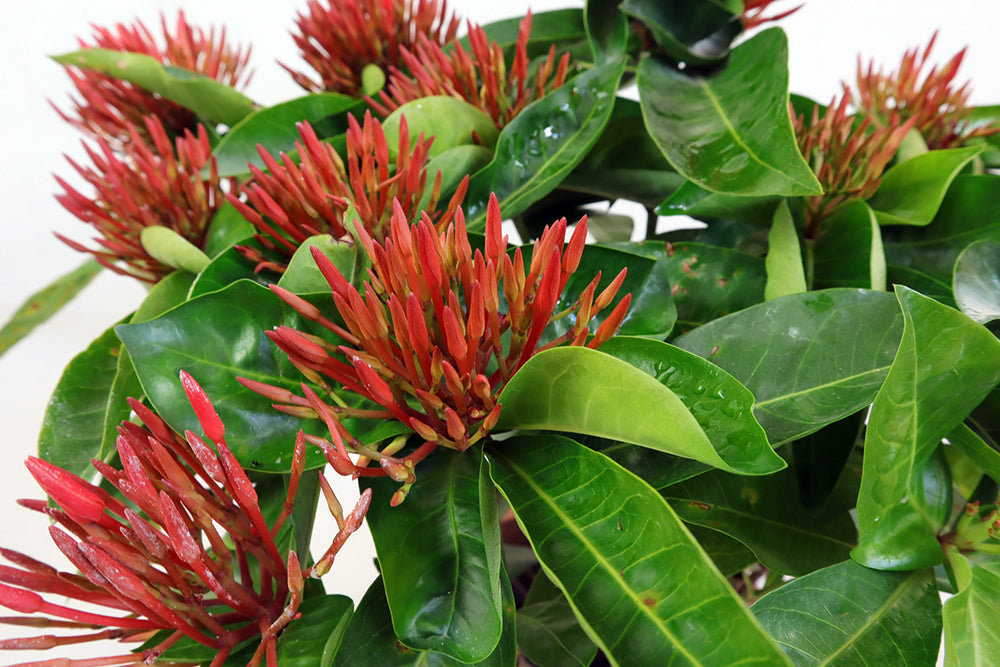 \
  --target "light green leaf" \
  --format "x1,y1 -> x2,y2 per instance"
0,259 -> 102,359
765,200 -> 806,300
870,145 -> 984,226
52,49 -> 255,126
140,227 -> 211,274
497,346 -> 785,475
638,28 -> 822,197
854,287 -> 1000,570
489,435 -> 790,667
383,96 -> 498,157
277,235 -> 354,295
753,560 -> 943,666
944,560 -> 1000,666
